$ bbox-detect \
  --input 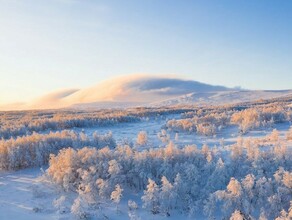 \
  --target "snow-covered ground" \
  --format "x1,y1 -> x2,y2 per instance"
79,114 -> 291,149
0,169 -> 196,220
0,169 -> 51,219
